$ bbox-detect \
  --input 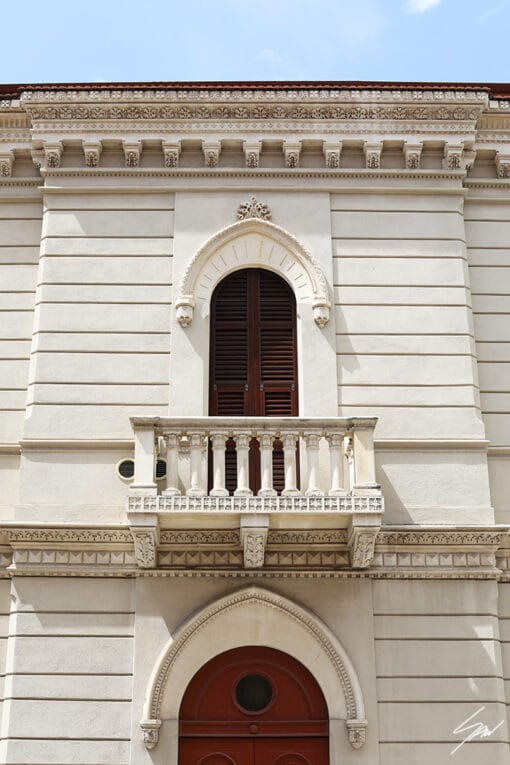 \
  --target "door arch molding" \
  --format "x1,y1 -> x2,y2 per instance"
175,218 -> 331,329
140,586 -> 367,754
